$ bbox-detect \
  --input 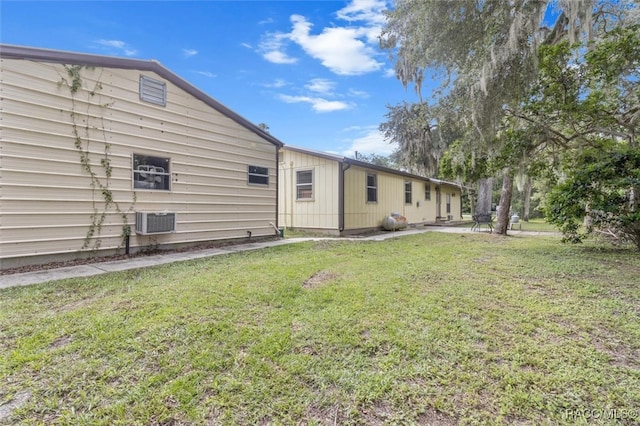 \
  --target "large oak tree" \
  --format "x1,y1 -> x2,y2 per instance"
380,0 -> 638,235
